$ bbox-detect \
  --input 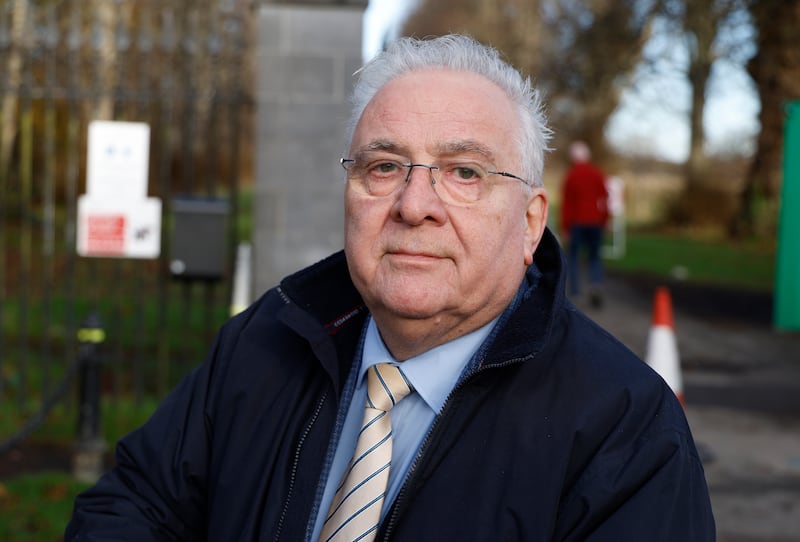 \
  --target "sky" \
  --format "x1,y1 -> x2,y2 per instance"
362,0 -> 419,62
362,0 -> 760,163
